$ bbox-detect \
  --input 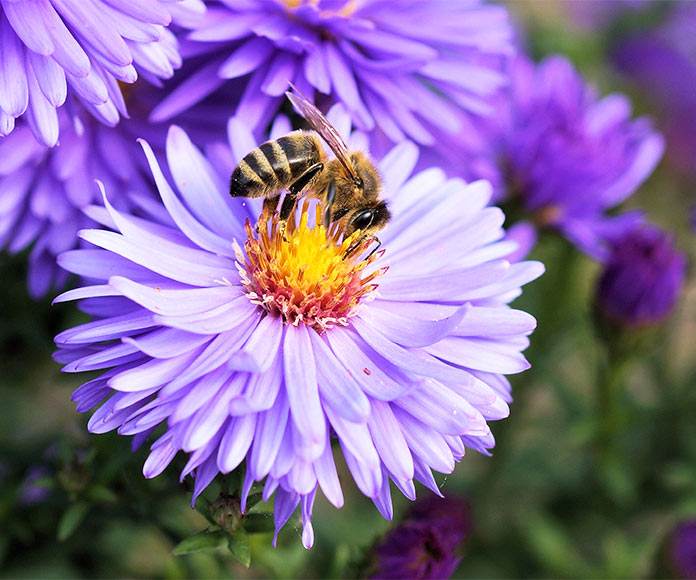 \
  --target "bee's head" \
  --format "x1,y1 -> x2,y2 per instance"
349,152 -> 382,199
344,200 -> 391,238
